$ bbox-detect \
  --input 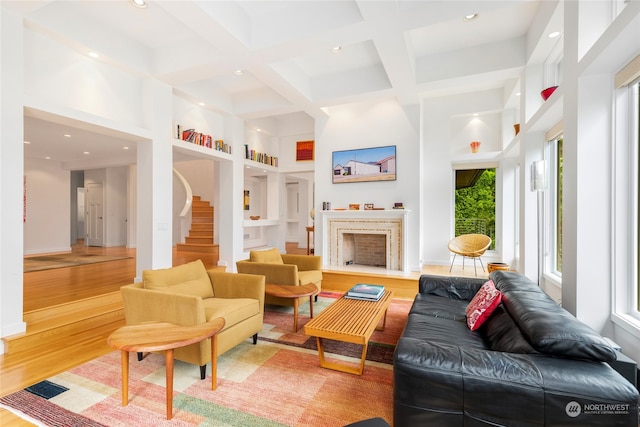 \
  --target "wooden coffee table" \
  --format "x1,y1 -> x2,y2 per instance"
304,290 -> 393,375
107,318 -> 225,420
265,283 -> 318,332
